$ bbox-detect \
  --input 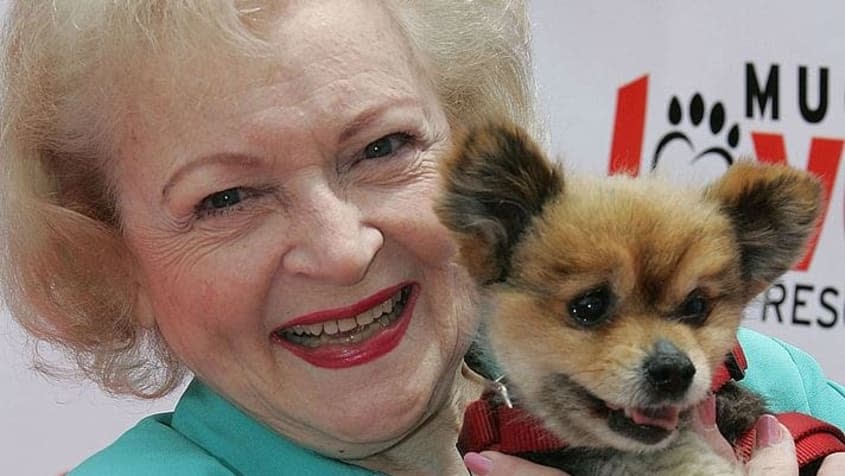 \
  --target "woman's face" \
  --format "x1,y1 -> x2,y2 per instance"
113,0 -> 477,457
